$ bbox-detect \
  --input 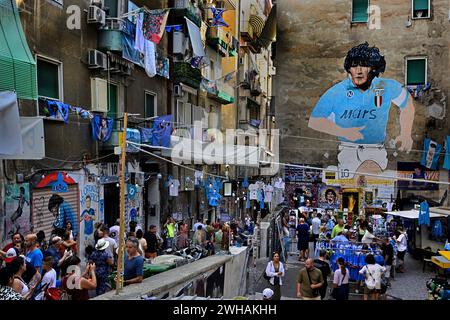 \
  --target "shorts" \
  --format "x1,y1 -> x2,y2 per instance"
384,265 -> 391,278
337,142 -> 388,179
298,240 -> 309,251
364,286 -> 380,295
397,250 -> 406,261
